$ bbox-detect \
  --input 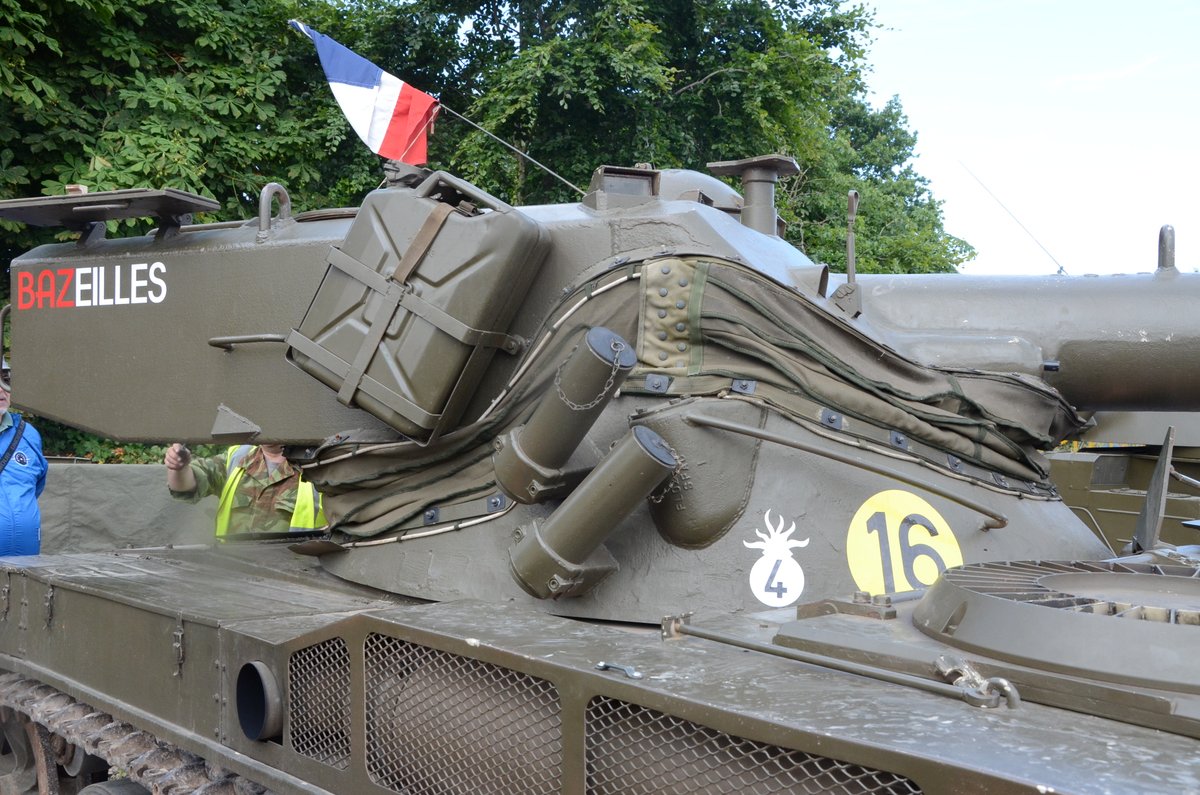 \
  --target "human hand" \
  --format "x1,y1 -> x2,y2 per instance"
164,443 -> 192,471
